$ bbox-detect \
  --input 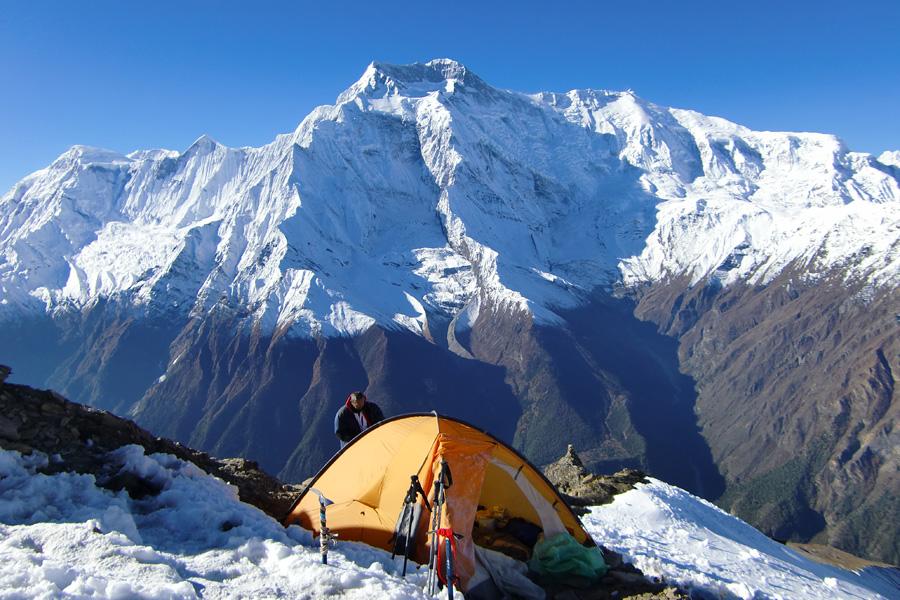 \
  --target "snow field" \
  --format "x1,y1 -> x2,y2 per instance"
0,448 -> 449,599
1,446 -> 896,599
583,479 -> 897,600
